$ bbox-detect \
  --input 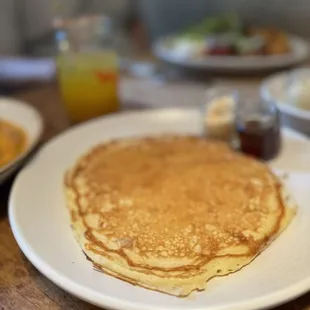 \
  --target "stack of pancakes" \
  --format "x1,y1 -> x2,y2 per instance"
65,136 -> 296,296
